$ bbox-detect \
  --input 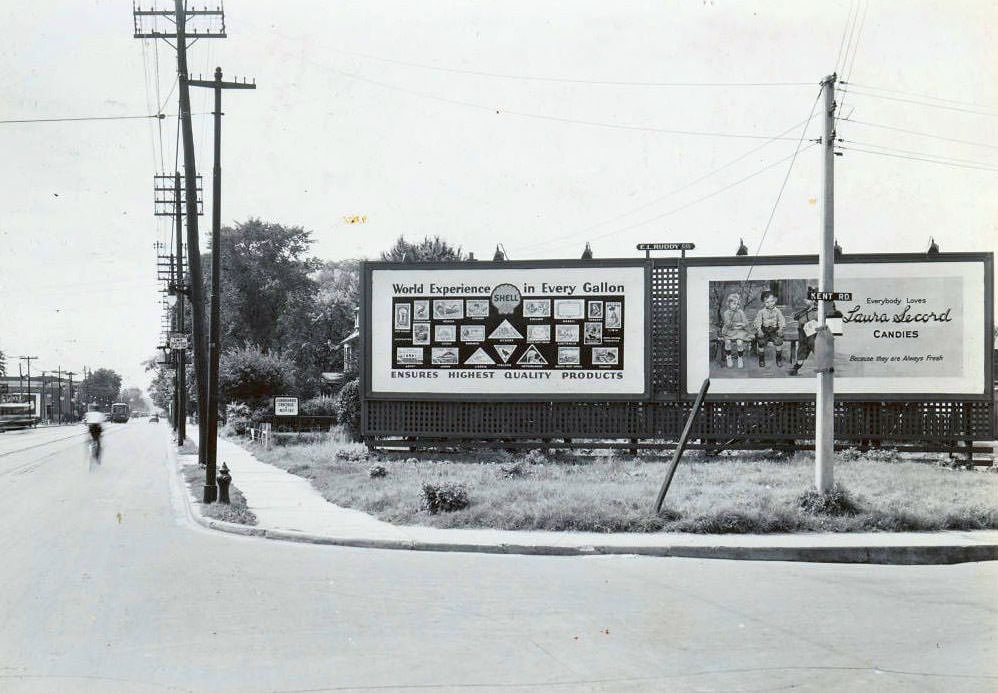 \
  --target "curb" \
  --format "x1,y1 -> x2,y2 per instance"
185,514 -> 998,565
168,439 -> 998,565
